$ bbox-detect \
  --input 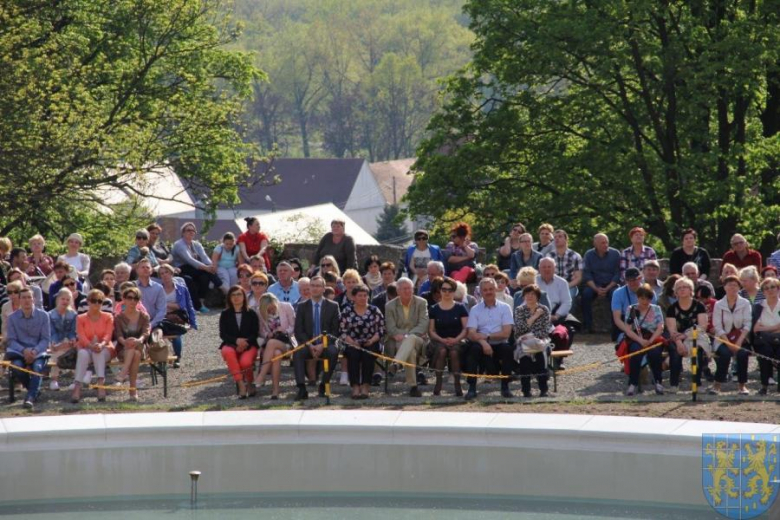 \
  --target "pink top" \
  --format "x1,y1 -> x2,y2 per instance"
77,312 -> 115,348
